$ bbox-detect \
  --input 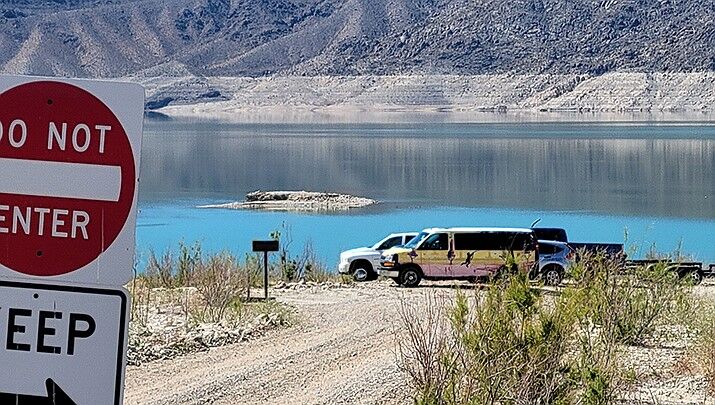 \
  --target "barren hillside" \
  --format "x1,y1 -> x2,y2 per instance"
0,0 -> 713,78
